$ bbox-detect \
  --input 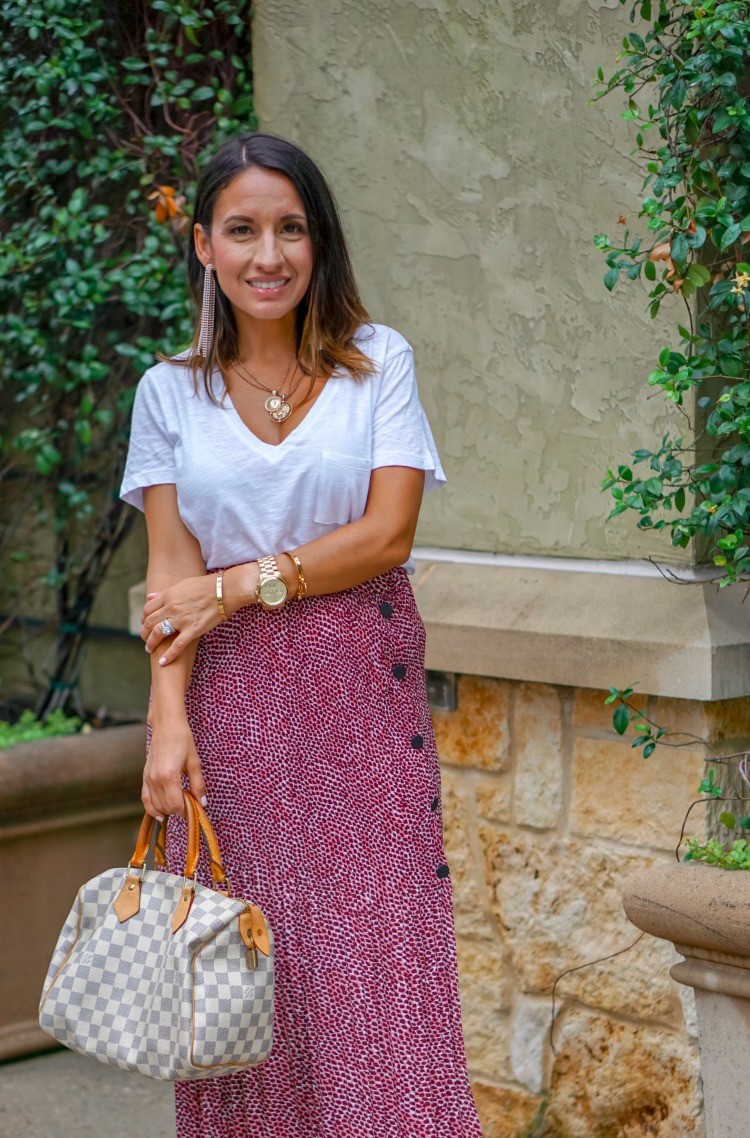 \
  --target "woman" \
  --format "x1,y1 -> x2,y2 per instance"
121,133 -> 483,1138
